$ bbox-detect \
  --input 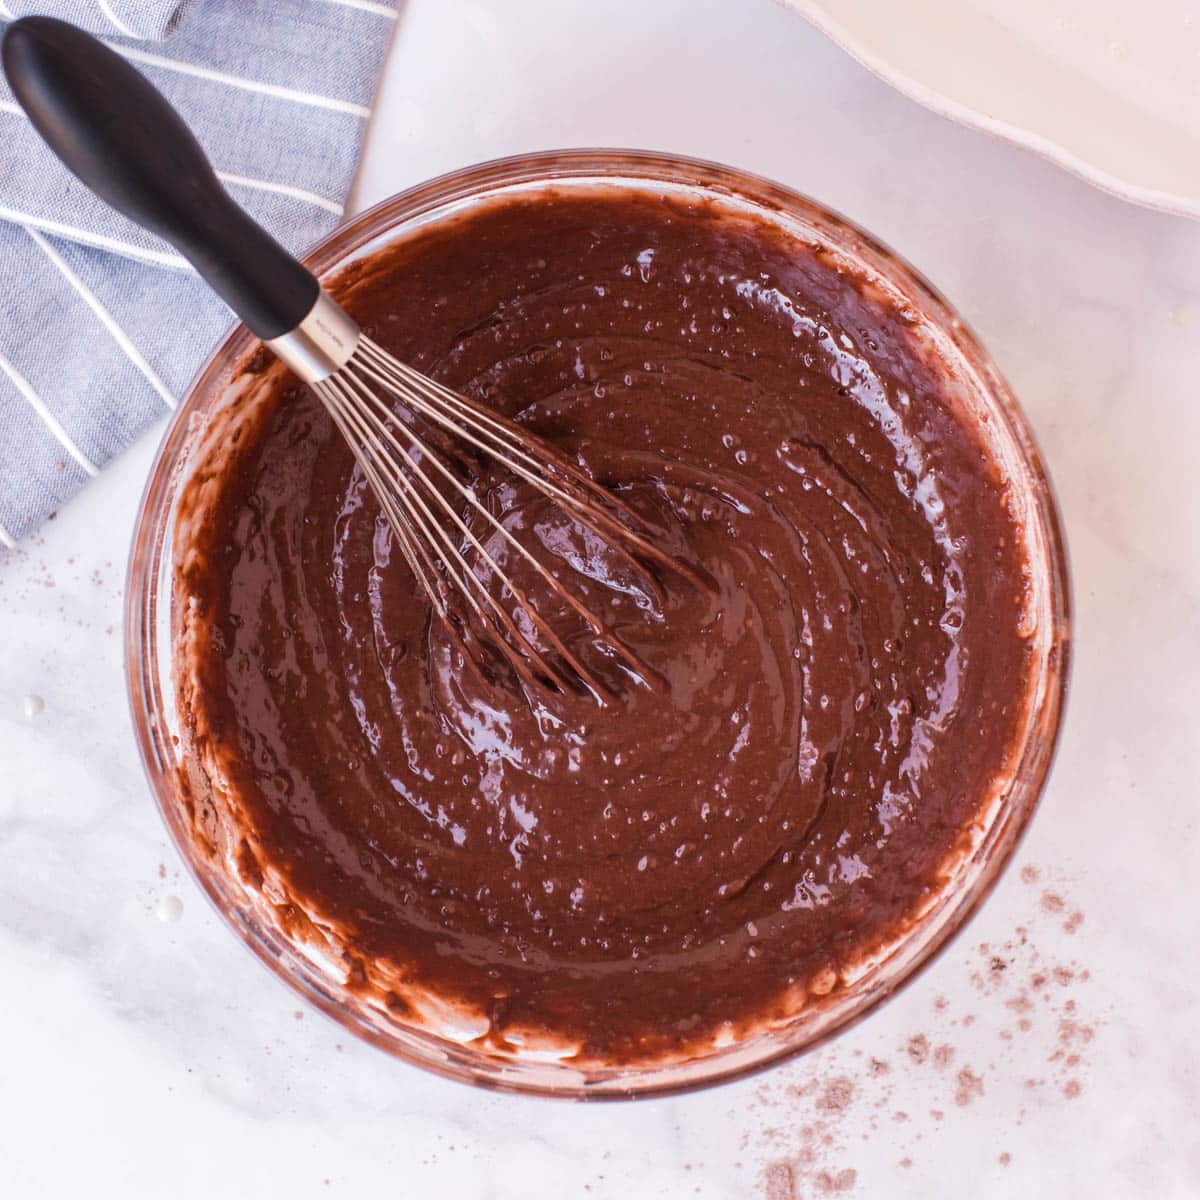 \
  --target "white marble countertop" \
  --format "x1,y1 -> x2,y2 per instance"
2,1 -> 1198,1196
